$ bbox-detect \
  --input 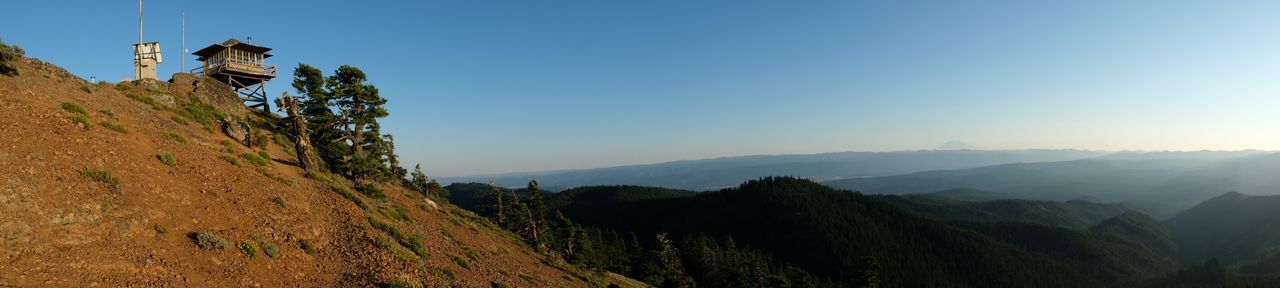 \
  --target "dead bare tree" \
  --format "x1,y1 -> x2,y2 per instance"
279,92 -> 315,170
